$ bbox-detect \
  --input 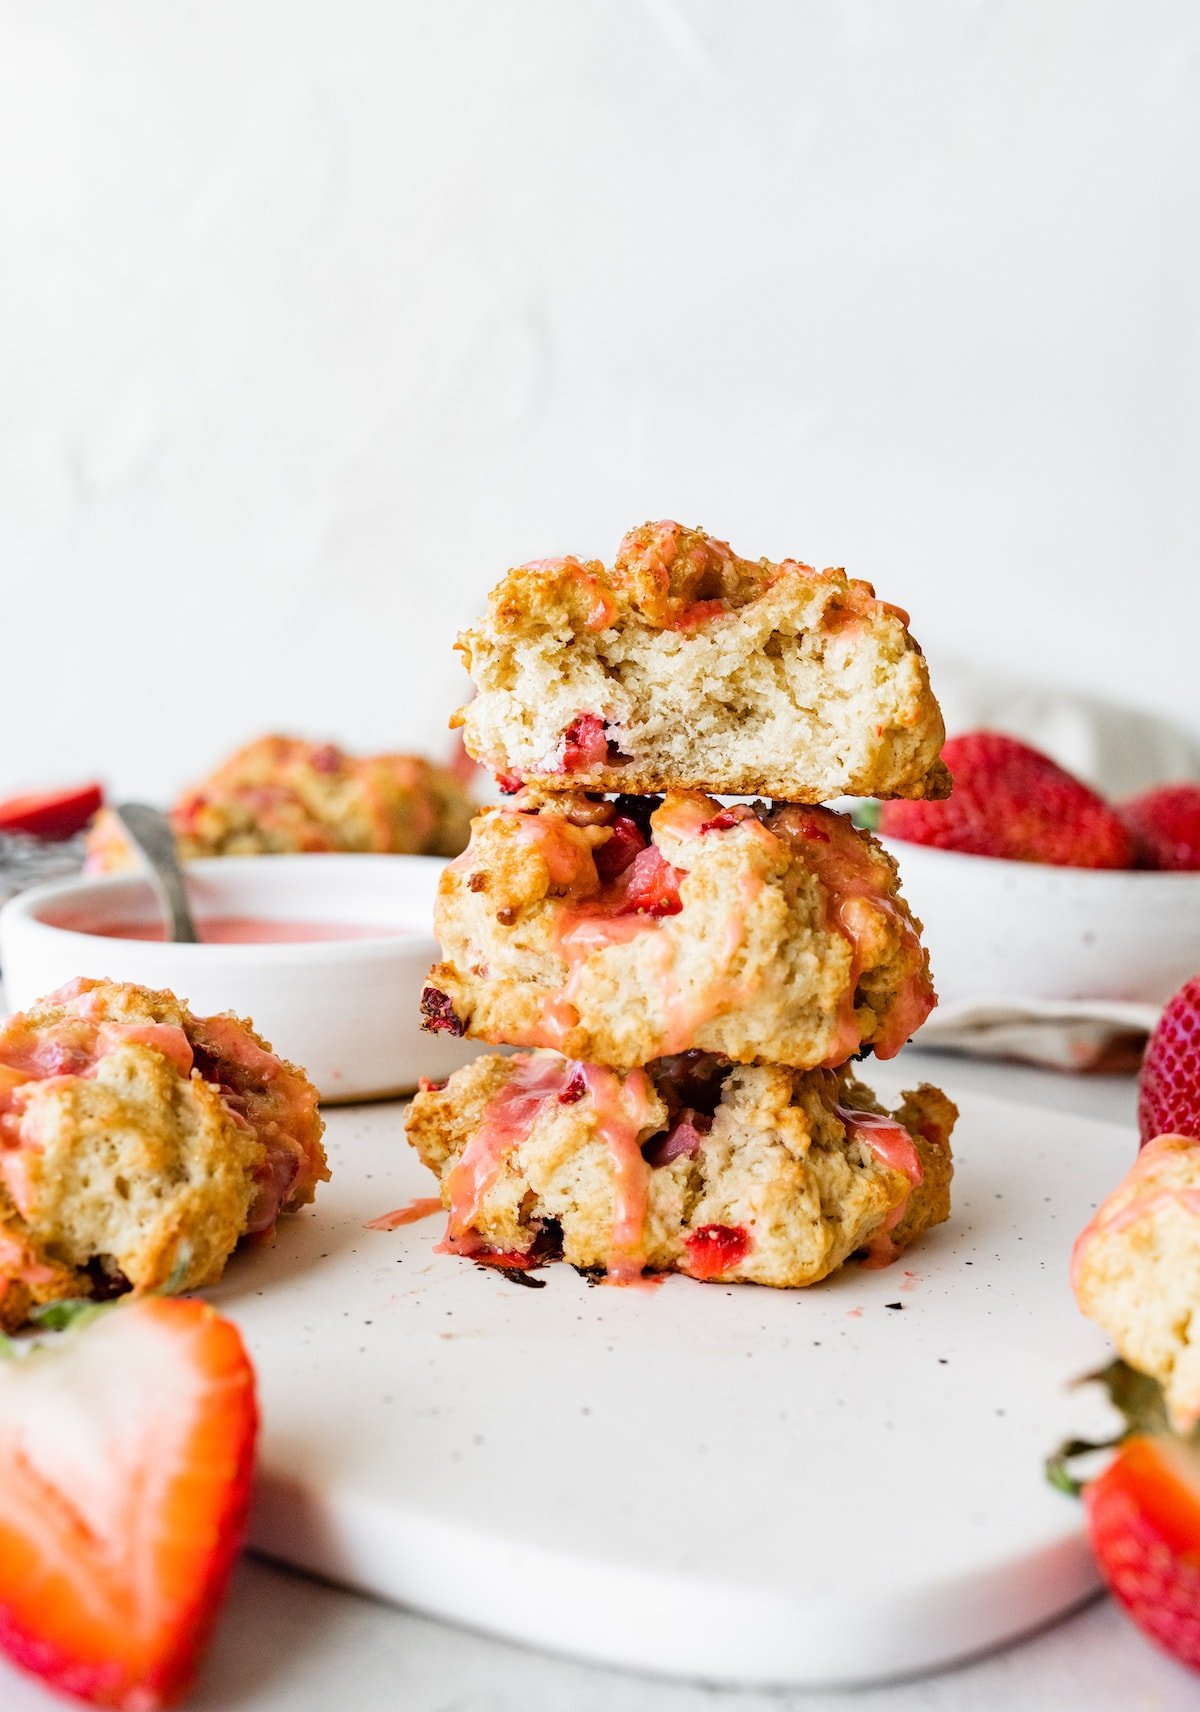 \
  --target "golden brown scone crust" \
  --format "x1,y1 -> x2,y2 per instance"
85,737 -> 473,870
0,978 -> 328,1330
406,1051 -> 954,1287
426,792 -> 934,1070
1072,1134 -> 1200,1434
453,522 -> 947,802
